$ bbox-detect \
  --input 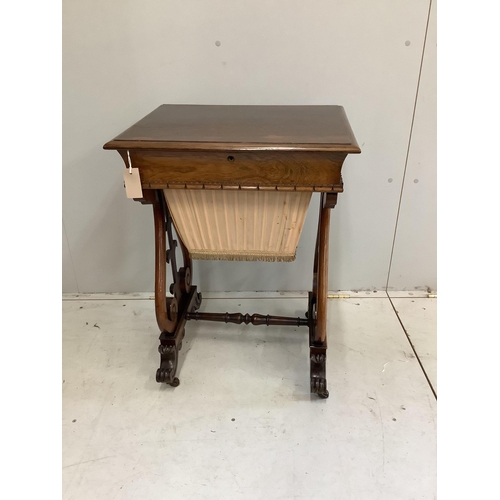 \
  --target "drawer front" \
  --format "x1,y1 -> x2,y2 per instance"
119,150 -> 346,191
